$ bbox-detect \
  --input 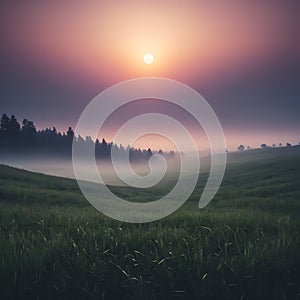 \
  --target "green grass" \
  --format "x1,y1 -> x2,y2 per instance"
0,148 -> 300,299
